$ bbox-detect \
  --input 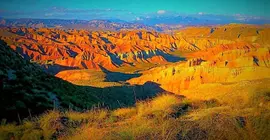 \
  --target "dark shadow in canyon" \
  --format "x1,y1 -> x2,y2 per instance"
99,65 -> 142,82
41,64 -> 79,75
86,81 -> 184,110
161,51 -> 186,62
